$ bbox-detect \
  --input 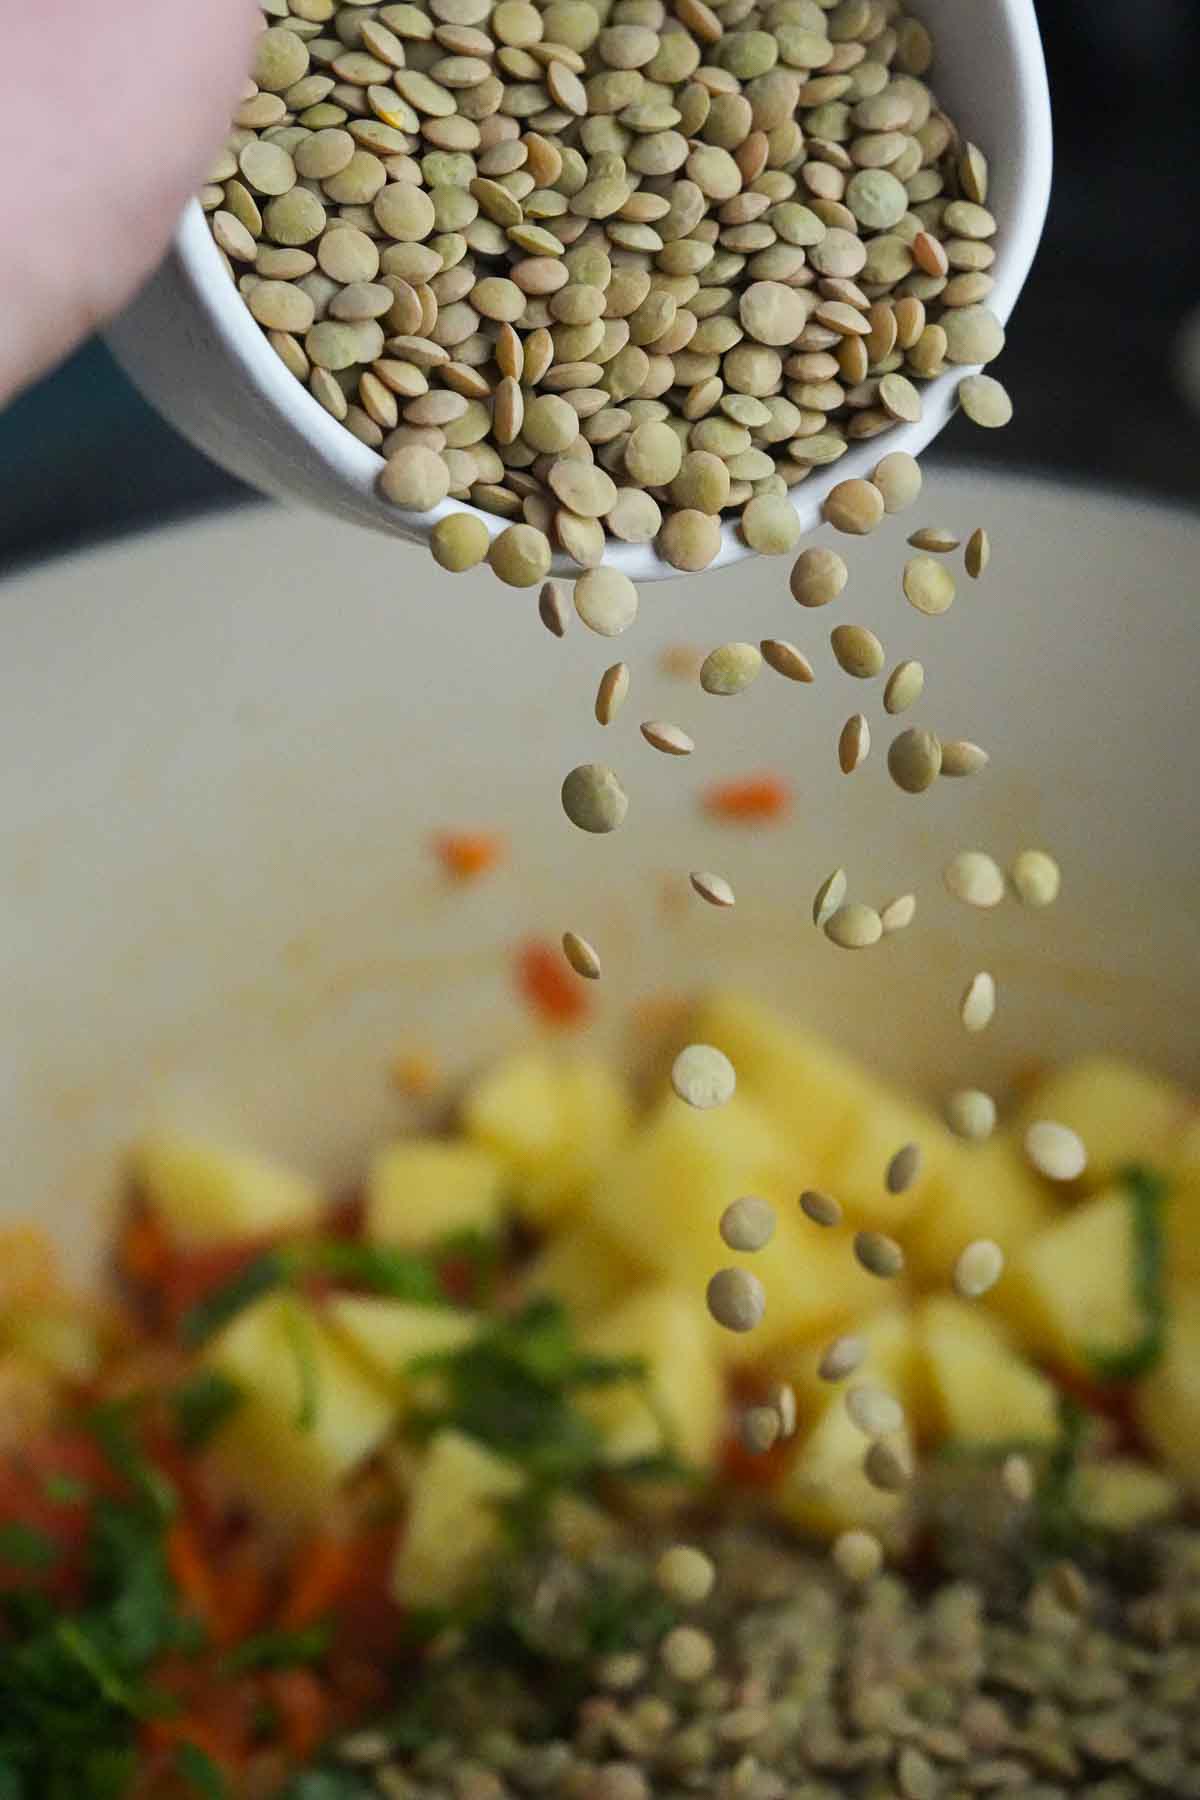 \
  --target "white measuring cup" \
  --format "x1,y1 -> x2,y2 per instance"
107,0 -> 1052,583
